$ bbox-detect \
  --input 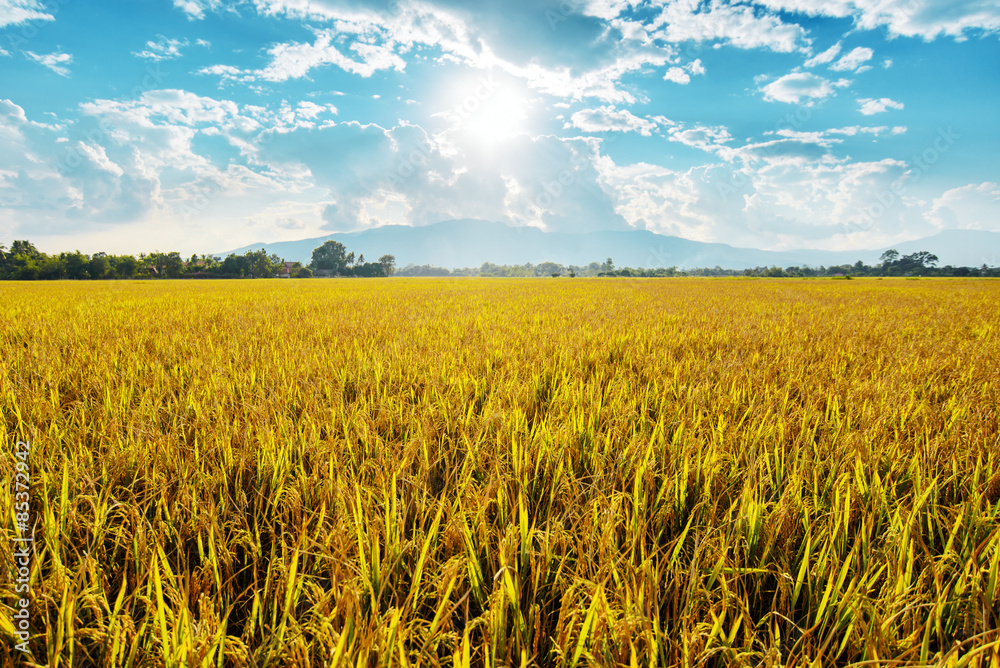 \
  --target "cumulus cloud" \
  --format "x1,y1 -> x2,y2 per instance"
0,89 -> 336,247
666,124 -> 733,153
804,42 -> 841,67
260,31 -> 405,80
753,0 -> 1000,40
927,182 -> 1000,232
24,50 -> 73,76
0,98 -> 159,232
663,59 -> 705,84
567,106 -> 658,135
649,0 -> 809,53
172,0 -> 223,20
255,117 -> 627,234
663,67 -> 690,84
133,36 -> 188,61
0,0 -> 53,28
200,28 -> 405,82
198,0 -> 804,105
858,97 -> 904,115
597,152 -> 934,251
762,125 -> 897,147
760,72 -> 842,104
830,46 -> 873,72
